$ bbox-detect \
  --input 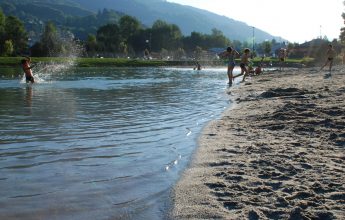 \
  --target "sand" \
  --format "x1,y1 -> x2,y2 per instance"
170,67 -> 345,219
